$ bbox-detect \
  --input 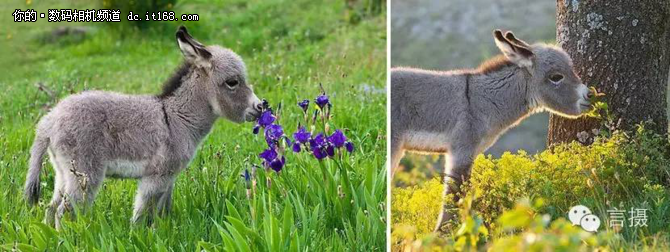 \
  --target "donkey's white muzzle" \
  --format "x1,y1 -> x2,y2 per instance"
576,84 -> 591,113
